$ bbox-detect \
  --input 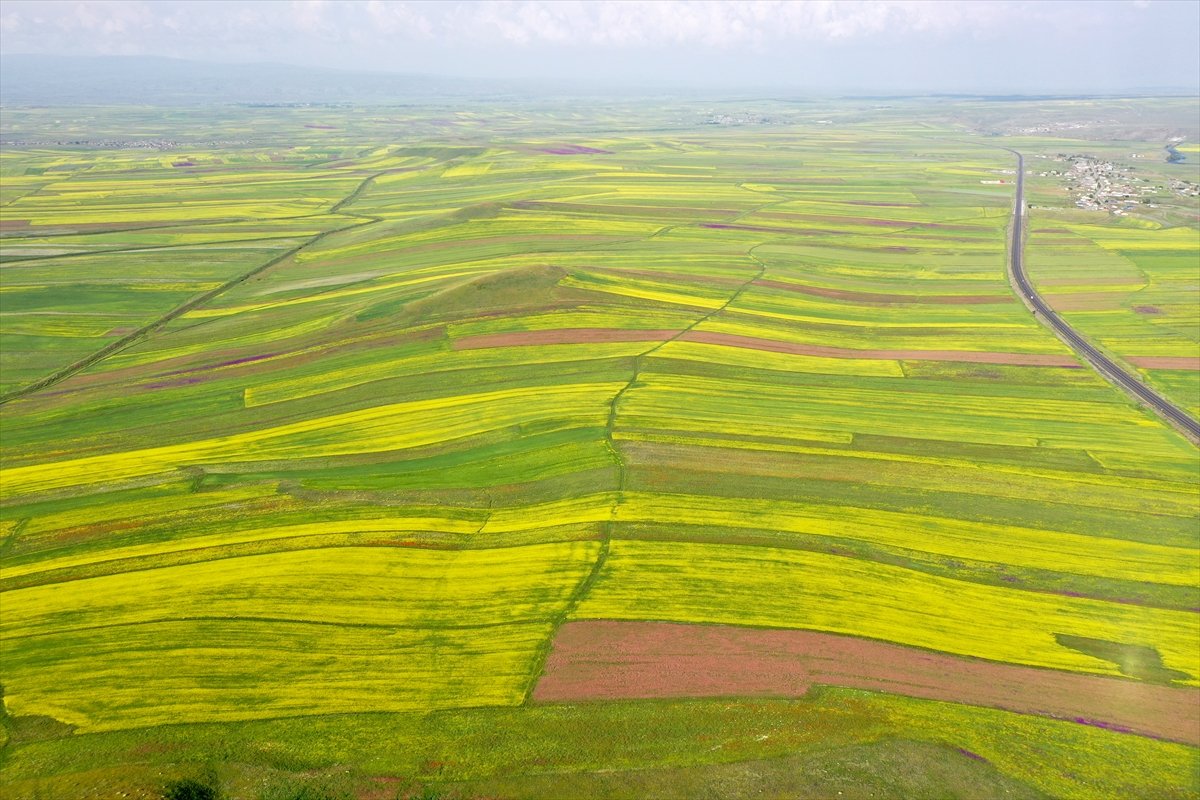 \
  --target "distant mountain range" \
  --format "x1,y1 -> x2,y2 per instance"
3,54 -> 1196,107
0,54 -> 508,105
